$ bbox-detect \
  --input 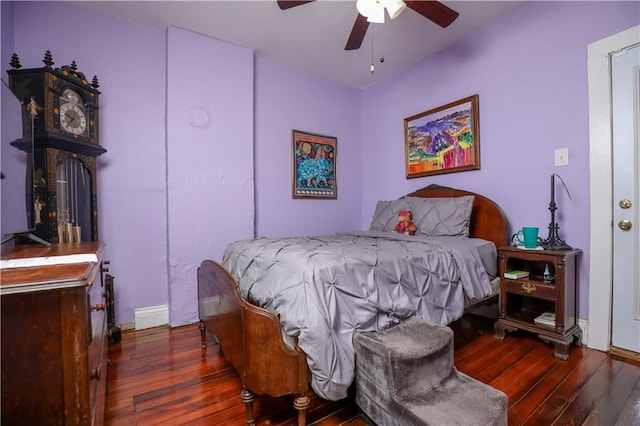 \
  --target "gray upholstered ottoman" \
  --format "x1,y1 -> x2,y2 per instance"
353,317 -> 508,426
